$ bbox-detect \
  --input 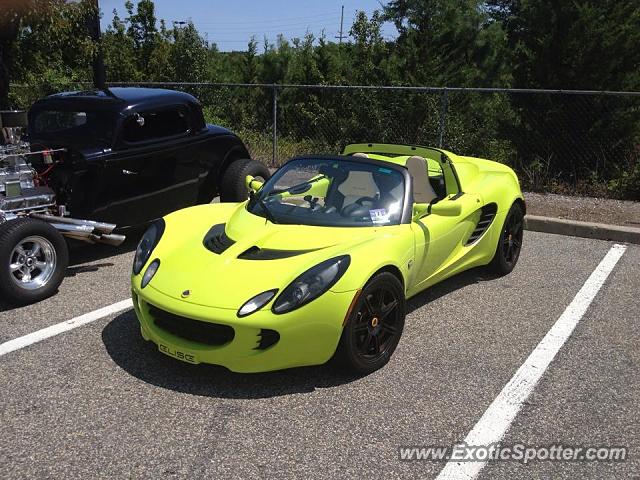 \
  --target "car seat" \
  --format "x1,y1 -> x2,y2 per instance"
406,156 -> 438,204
